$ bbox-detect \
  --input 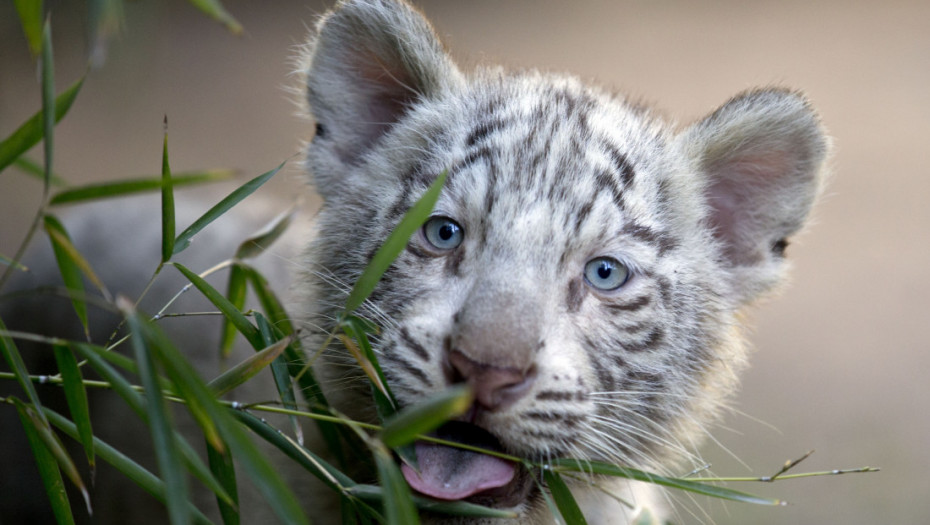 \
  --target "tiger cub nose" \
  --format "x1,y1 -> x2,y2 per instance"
448,349 -> 537,411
